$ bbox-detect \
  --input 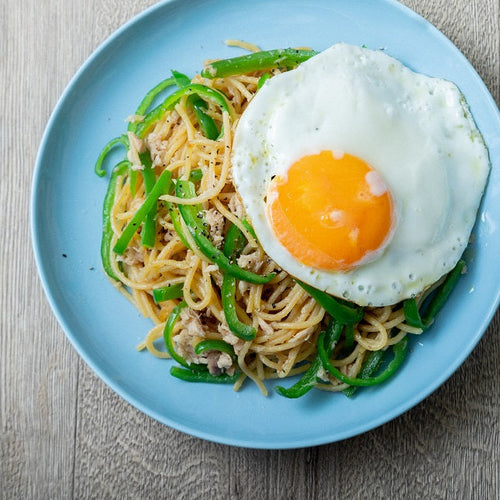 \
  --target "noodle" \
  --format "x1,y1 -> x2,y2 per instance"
102,59 -> 442,396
